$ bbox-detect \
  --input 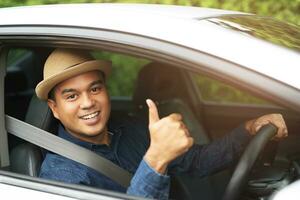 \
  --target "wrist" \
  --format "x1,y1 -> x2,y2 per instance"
144,148 -> 169,174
